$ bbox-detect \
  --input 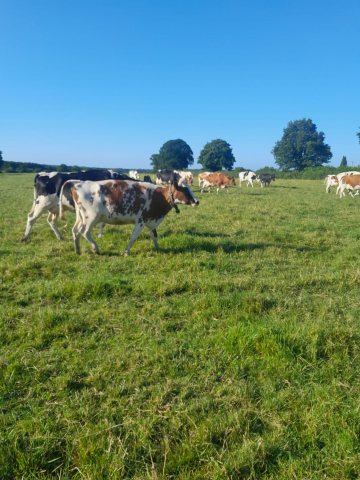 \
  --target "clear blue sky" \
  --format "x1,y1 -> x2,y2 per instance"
1,0 -> 359,170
